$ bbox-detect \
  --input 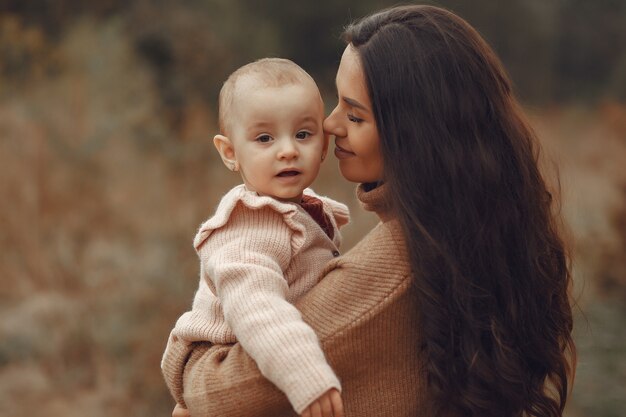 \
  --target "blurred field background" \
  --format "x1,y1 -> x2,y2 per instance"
0,0 -> 625,416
